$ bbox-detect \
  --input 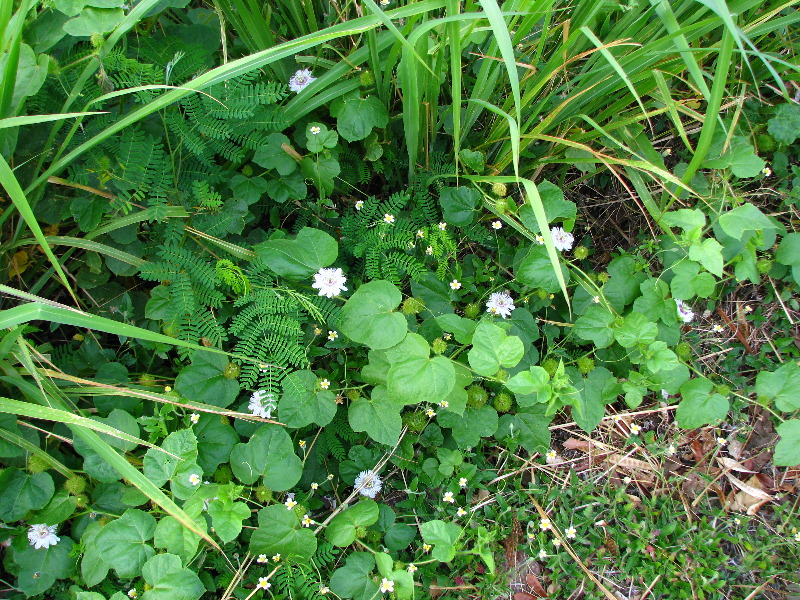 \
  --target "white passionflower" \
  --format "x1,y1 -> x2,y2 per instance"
312,267 -> 348,298
380,578 -> 394,593
354,470 -> 383,498
675,299 -> 694,323
485,291 -> 515,319
27,524 -> 59,550
249,390 -> 277,419
550,226 -> 574,252
289,69 -> 316,93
